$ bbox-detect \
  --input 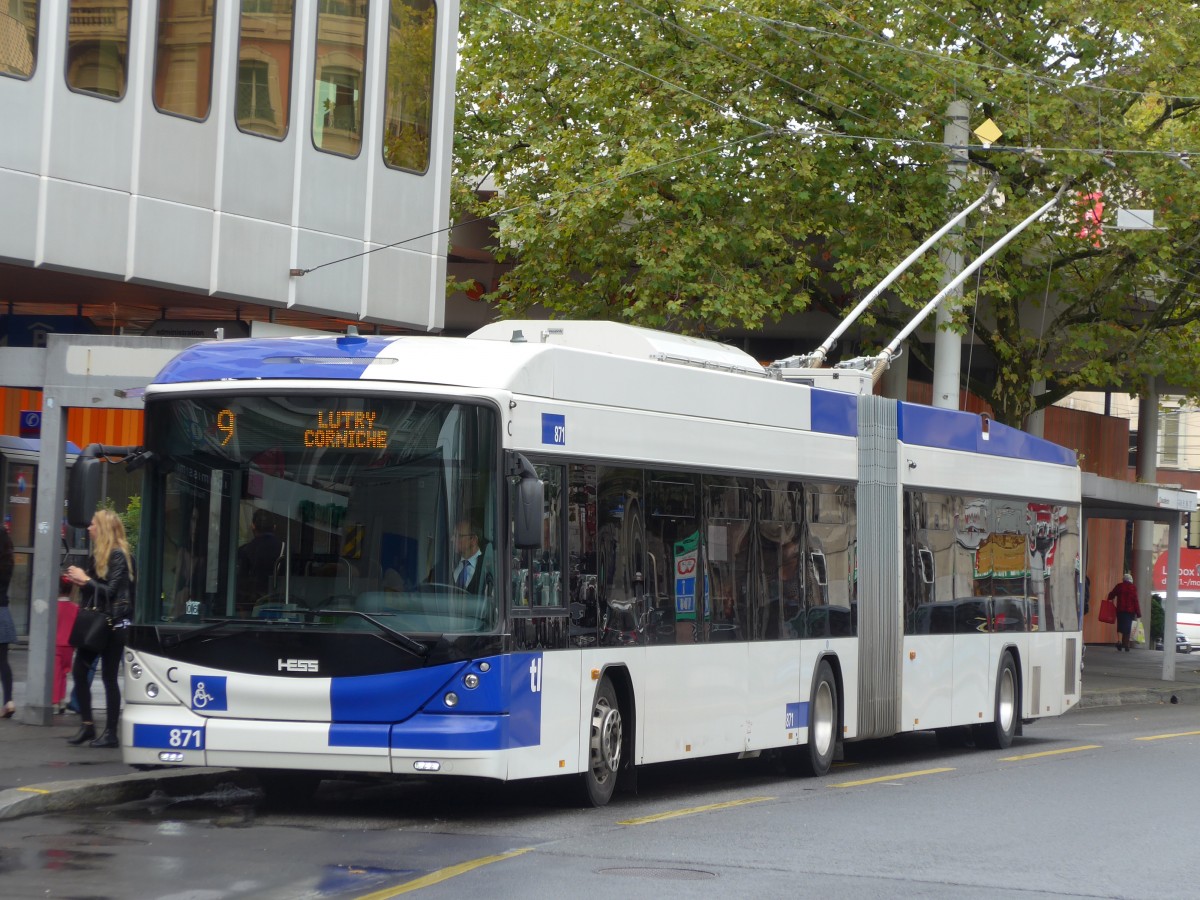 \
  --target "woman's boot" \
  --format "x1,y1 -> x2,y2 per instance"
89,730 -> 119,749
67,723 -> 96,745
